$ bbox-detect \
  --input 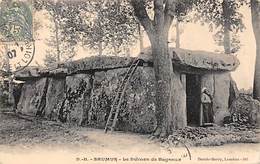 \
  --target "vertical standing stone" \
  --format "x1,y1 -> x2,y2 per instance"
201,72 -> 231,125
170,71 -> 187,129
201,72 -> 230,125
64,74 -> 92,125
17,78 -> 48,116
213,72 -> 231,125
45,77 -> 66,121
